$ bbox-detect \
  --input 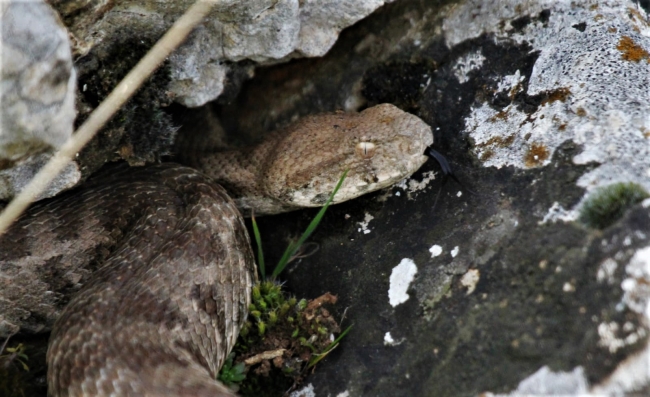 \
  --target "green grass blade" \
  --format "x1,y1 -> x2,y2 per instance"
308,324 -> 353,368
251,212 -> 266,280
271,170 -> 349,279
